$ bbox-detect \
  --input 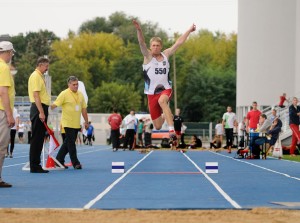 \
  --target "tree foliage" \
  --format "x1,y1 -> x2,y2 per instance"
89,81 -> 141,114
11,30 -> 59,96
